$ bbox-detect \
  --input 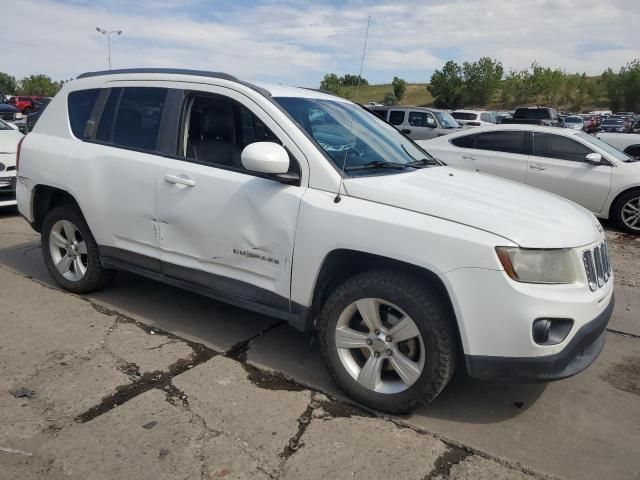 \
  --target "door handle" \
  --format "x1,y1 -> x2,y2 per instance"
462,155 -> 476,161
164,174 -> 196,187
401,129 -> 411,134
529,164 -> 546,171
